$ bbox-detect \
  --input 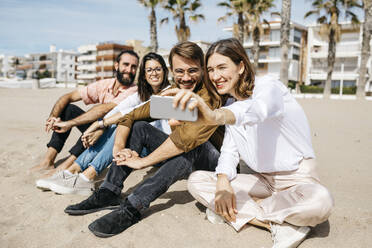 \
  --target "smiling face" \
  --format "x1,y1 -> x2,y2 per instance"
171,54 -> 202,91
207,52 -> 244,99
144,59 -> 164,93
115,53 -> 139,86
